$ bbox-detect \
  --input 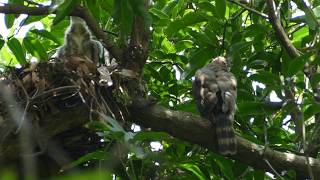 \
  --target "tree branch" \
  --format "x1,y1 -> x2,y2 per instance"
266,0 -> 306,152
227,0 -> 269,19
129,98 -> 320,177
266,0 -> 300,58
0,4 -> 123,61
293,0 -> 320,29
